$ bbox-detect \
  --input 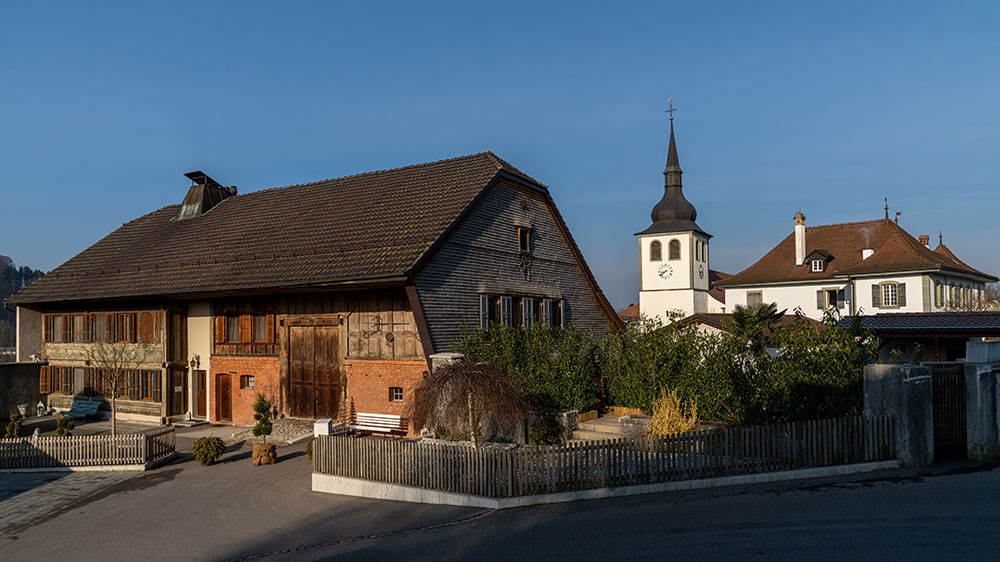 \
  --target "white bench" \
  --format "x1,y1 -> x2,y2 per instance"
350,412 -> 407,434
